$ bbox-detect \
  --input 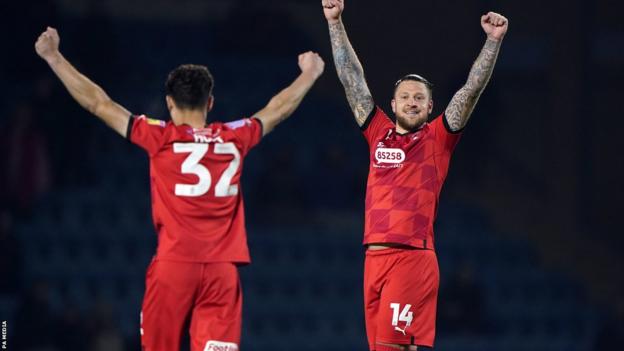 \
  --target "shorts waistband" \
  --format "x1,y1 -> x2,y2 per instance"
366,246 -> 434,257
365,239 -> 433,253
